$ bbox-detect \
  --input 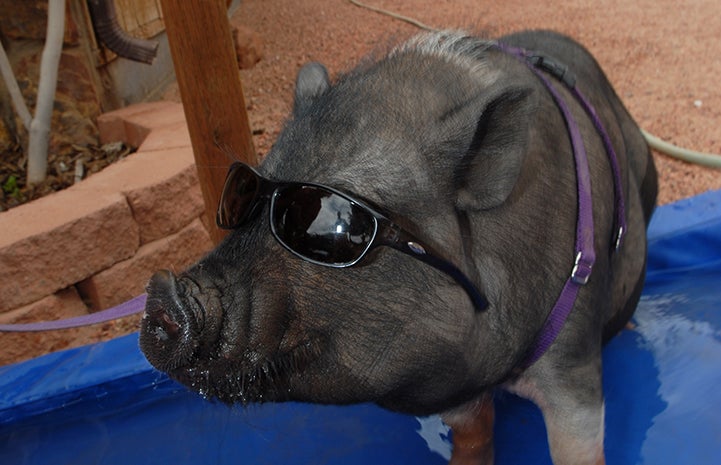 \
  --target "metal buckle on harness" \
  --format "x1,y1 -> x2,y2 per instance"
571,251 -> 593,285
614,226 -> 625,251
